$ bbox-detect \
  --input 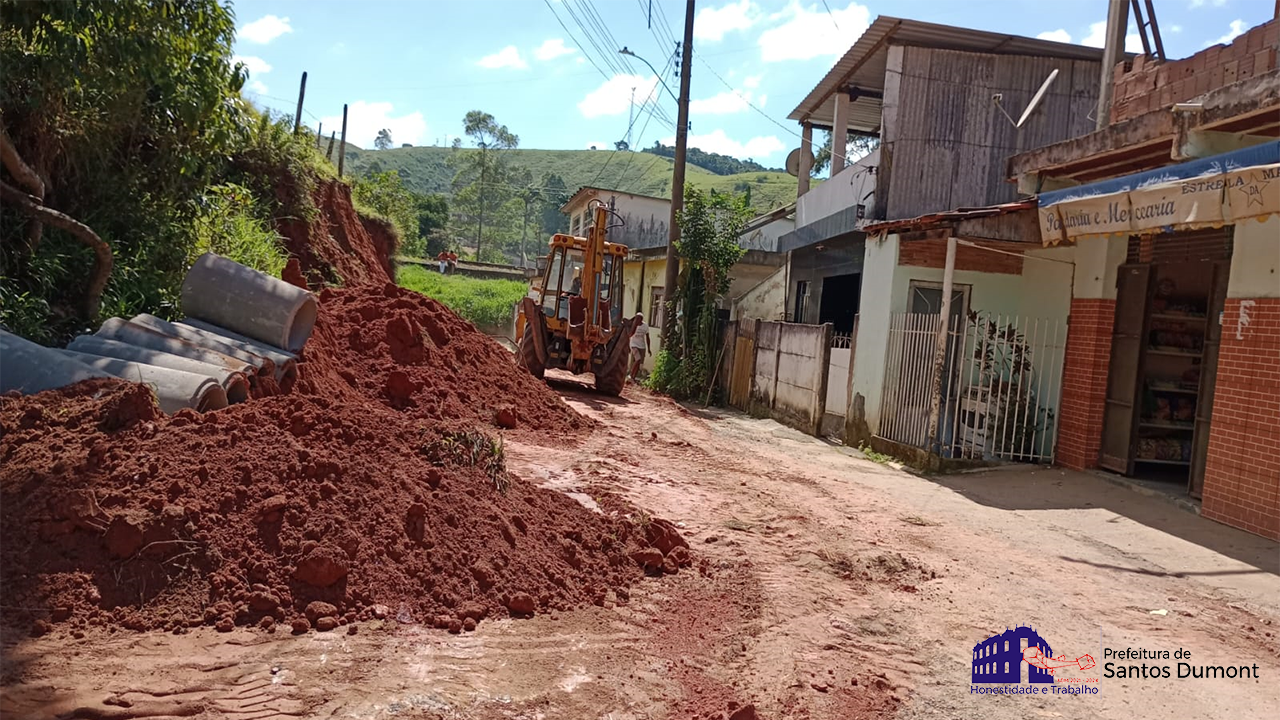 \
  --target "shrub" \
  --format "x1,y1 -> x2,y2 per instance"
398,265 -> 527,330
